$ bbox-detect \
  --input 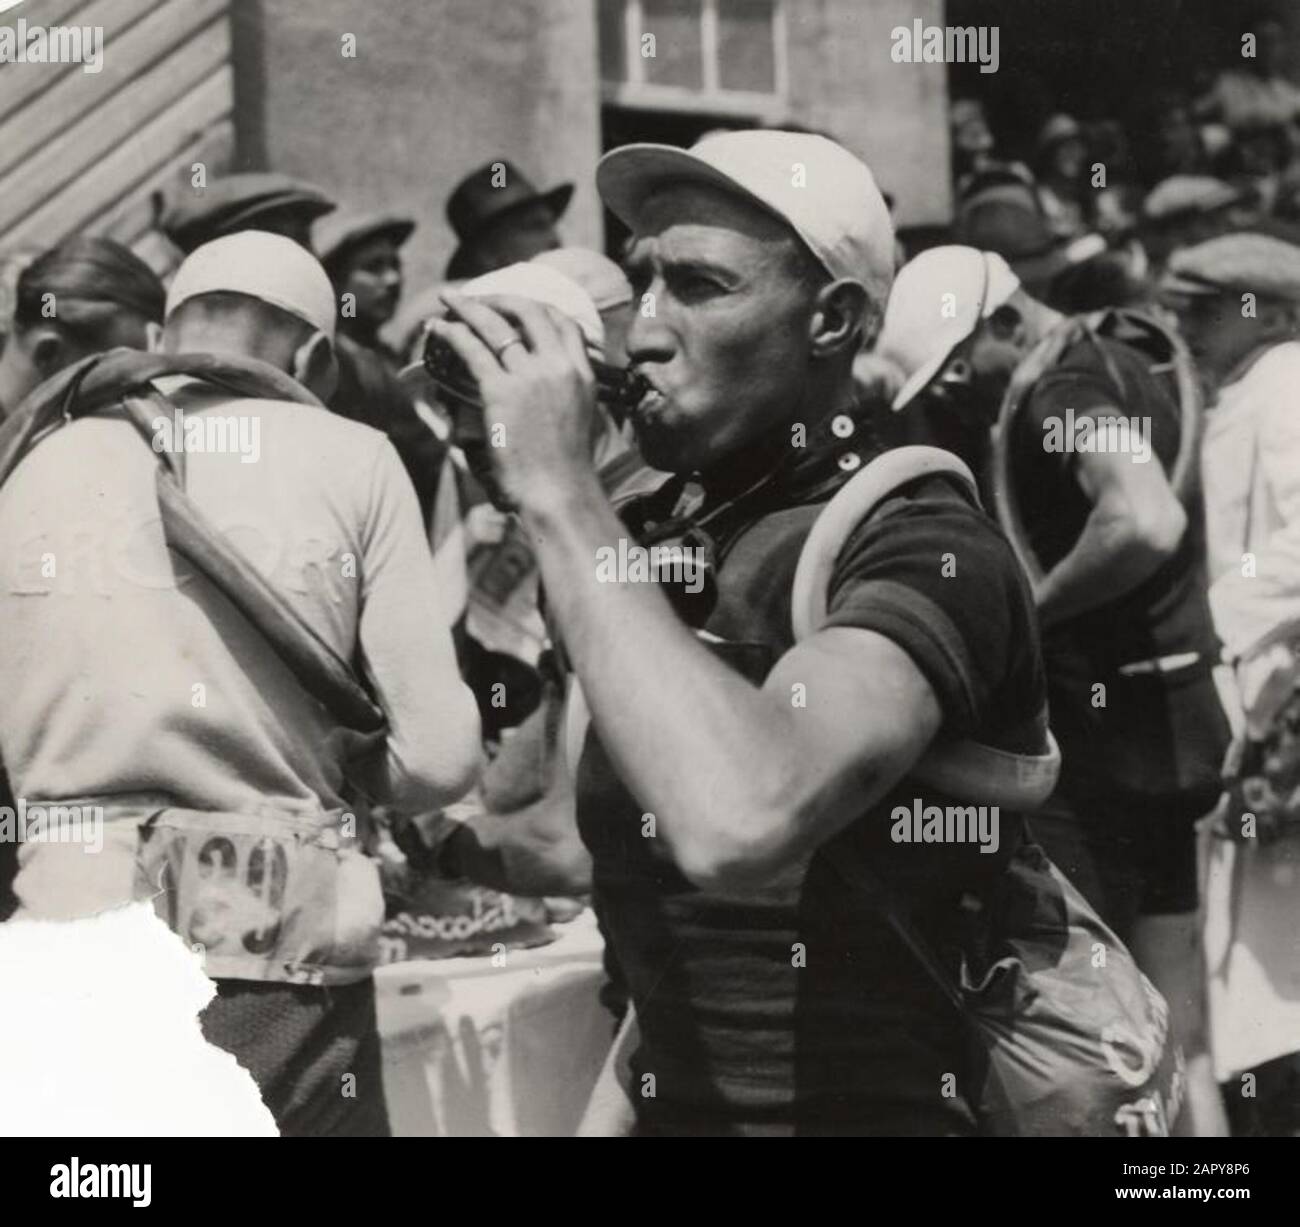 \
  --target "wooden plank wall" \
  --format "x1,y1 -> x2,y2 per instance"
0,0 -> 234,269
